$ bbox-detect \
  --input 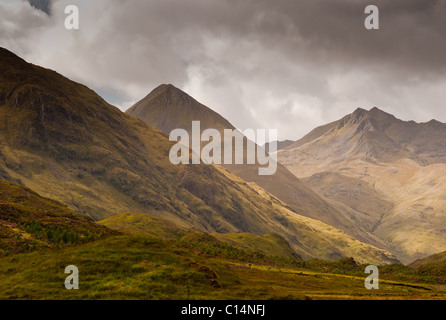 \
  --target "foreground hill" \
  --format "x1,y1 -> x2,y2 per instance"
0,181 -> 440,300
100,213 -> 302,261
278,107 -> 446,263
0,47 -> 398,263
0,180 -> 114,256
0,232 -> 442,300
